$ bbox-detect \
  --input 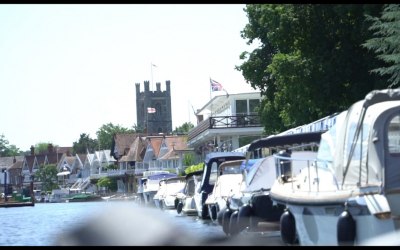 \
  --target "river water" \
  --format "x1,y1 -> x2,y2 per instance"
0,201 -> 283,246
